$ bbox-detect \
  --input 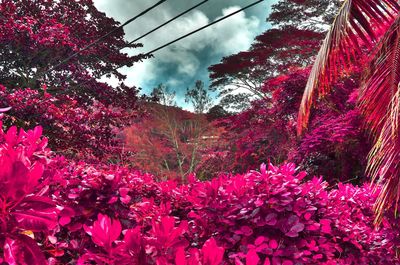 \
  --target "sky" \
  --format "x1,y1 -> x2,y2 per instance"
93,0 -> 277,109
